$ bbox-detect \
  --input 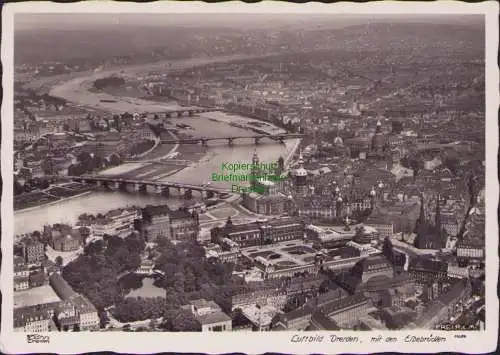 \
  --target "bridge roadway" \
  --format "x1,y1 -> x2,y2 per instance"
52,175 -> 231,195
144,107 -> 218,118
159,133 -> 304,145
123,159 -> 192,166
